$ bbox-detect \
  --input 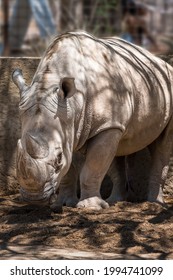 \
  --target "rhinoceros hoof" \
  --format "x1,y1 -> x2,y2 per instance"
77,197 -> 109,210
50,198 -> 78,211
147,192 -> 164,204
57,196 -> 78,207
147,197 -> 165,206
49,194 -> 63,213
64,197 -> 79,207
50,203 -> 63,213
106,195 -> 125,205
